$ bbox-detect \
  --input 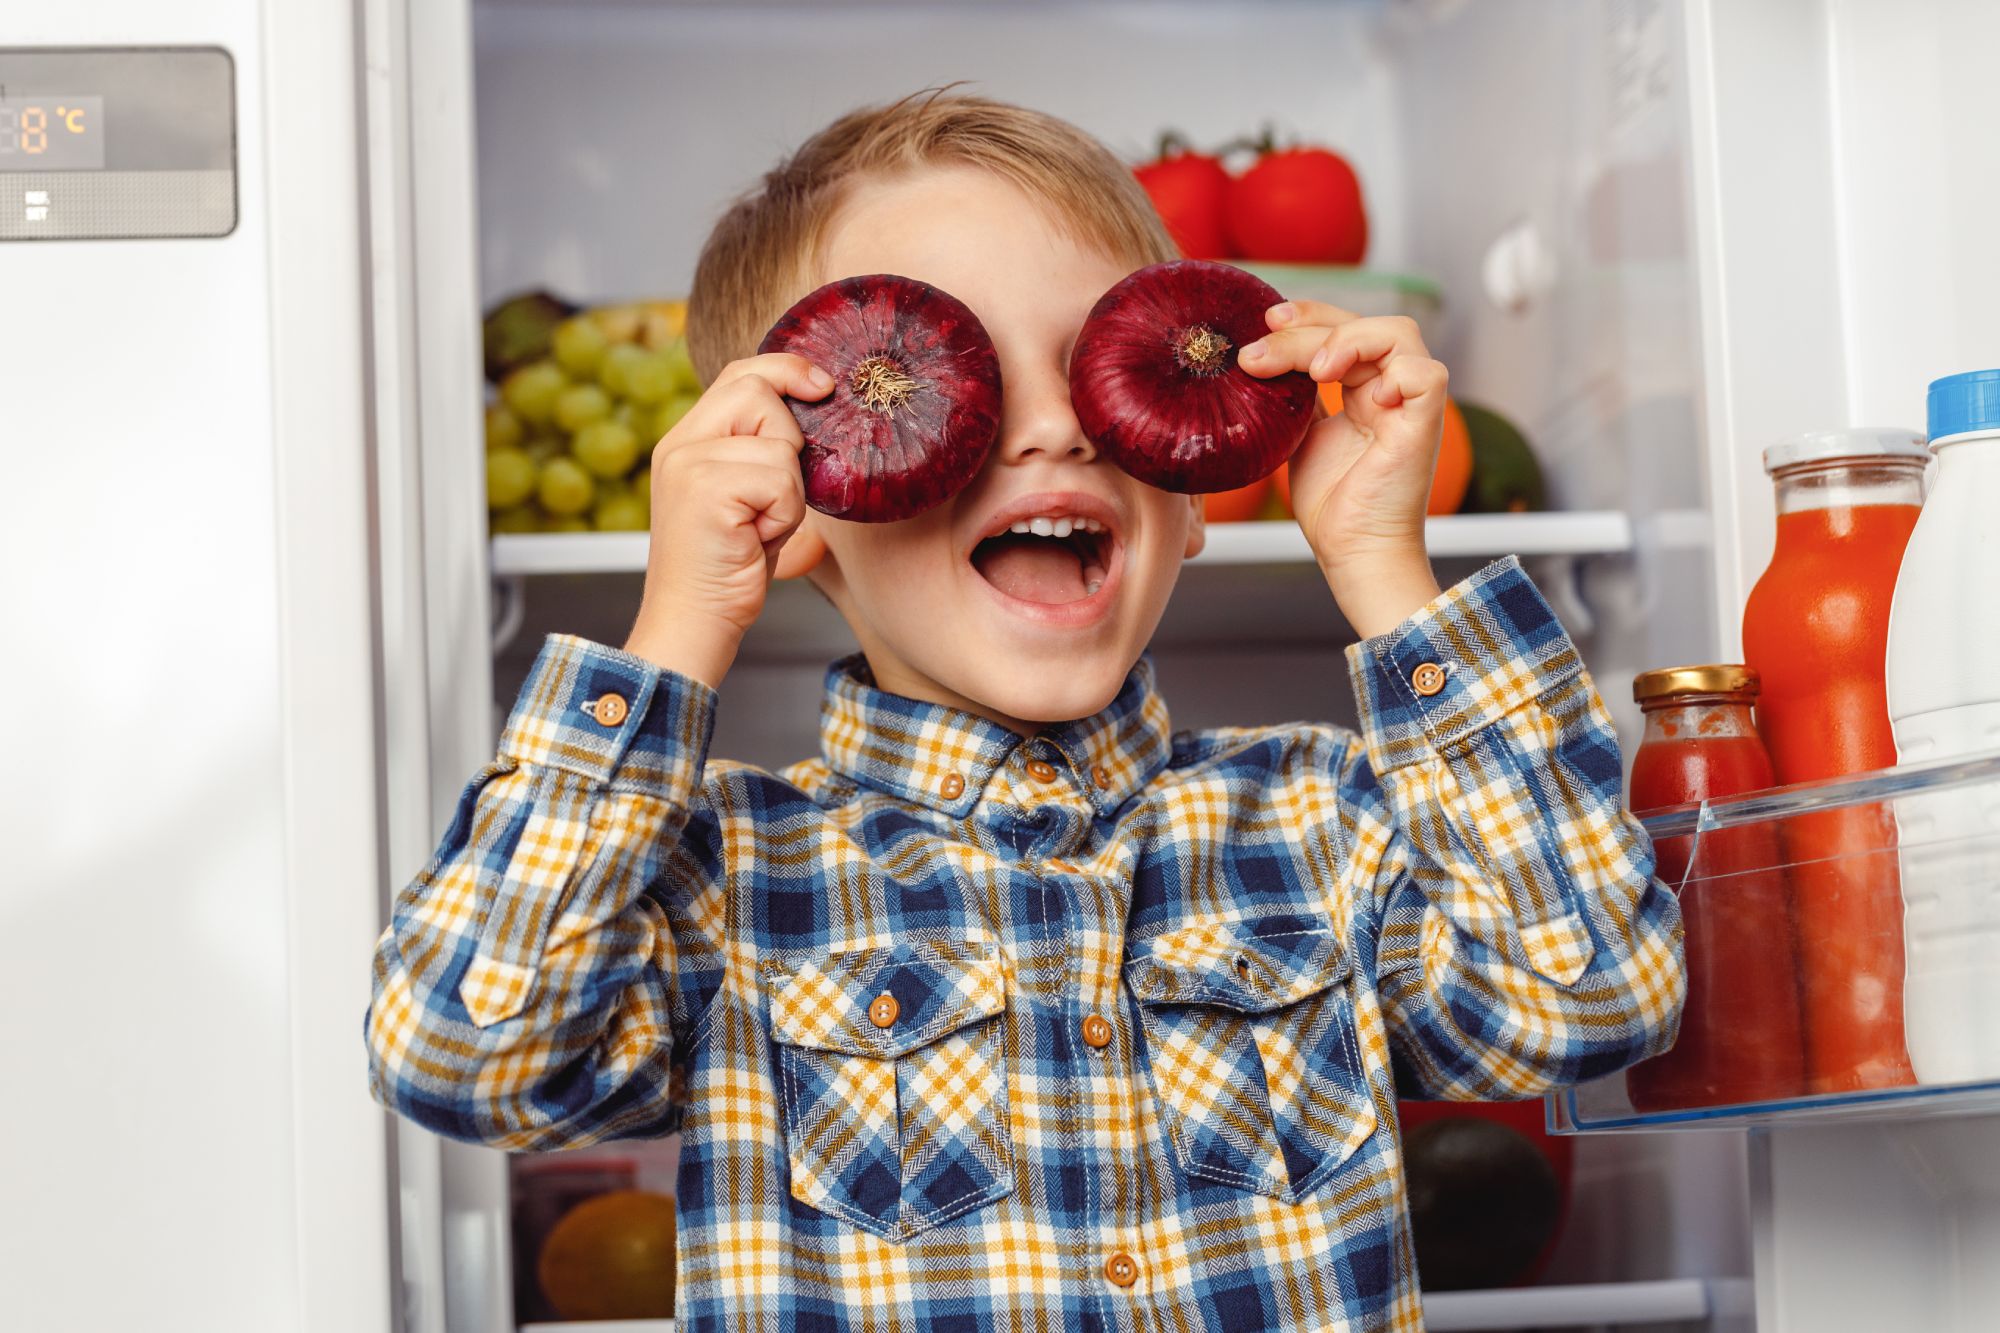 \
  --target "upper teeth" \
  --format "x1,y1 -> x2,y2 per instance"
1008,515 -> 1105,537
